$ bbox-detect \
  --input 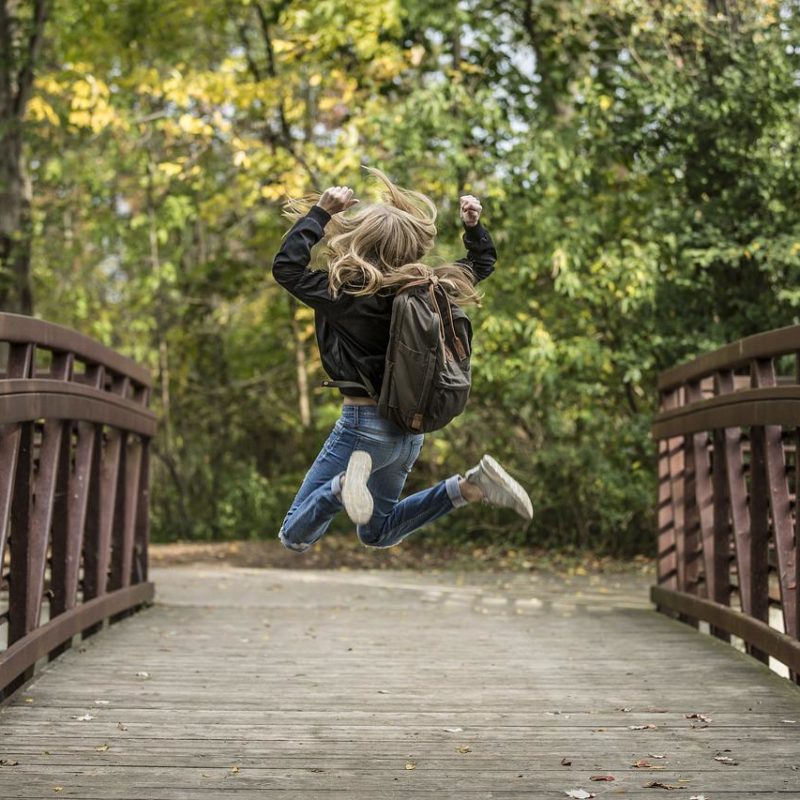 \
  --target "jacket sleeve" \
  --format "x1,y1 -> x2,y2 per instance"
271,205 -> 340,312
457,222 -> 497,283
